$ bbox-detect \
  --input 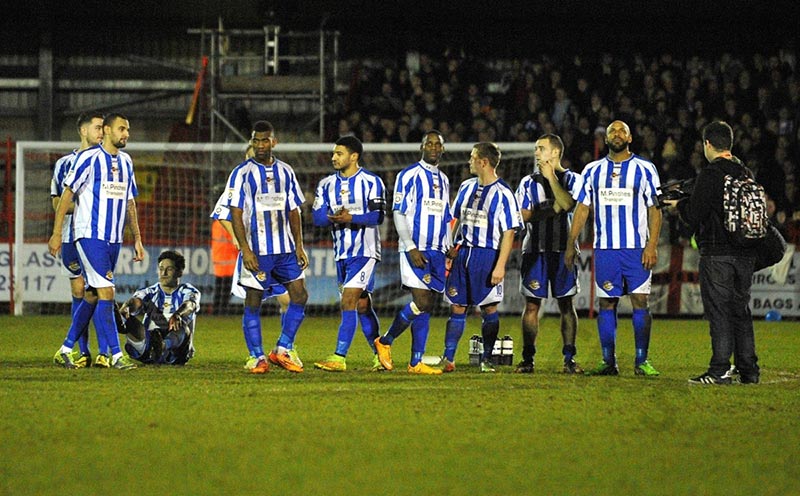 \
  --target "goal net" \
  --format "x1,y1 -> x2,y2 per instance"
11,141 -> 546,316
